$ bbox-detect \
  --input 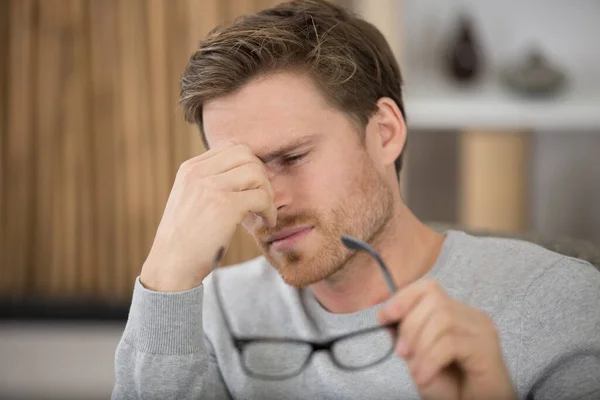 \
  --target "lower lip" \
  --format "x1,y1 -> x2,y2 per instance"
270,227 -> 313,252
